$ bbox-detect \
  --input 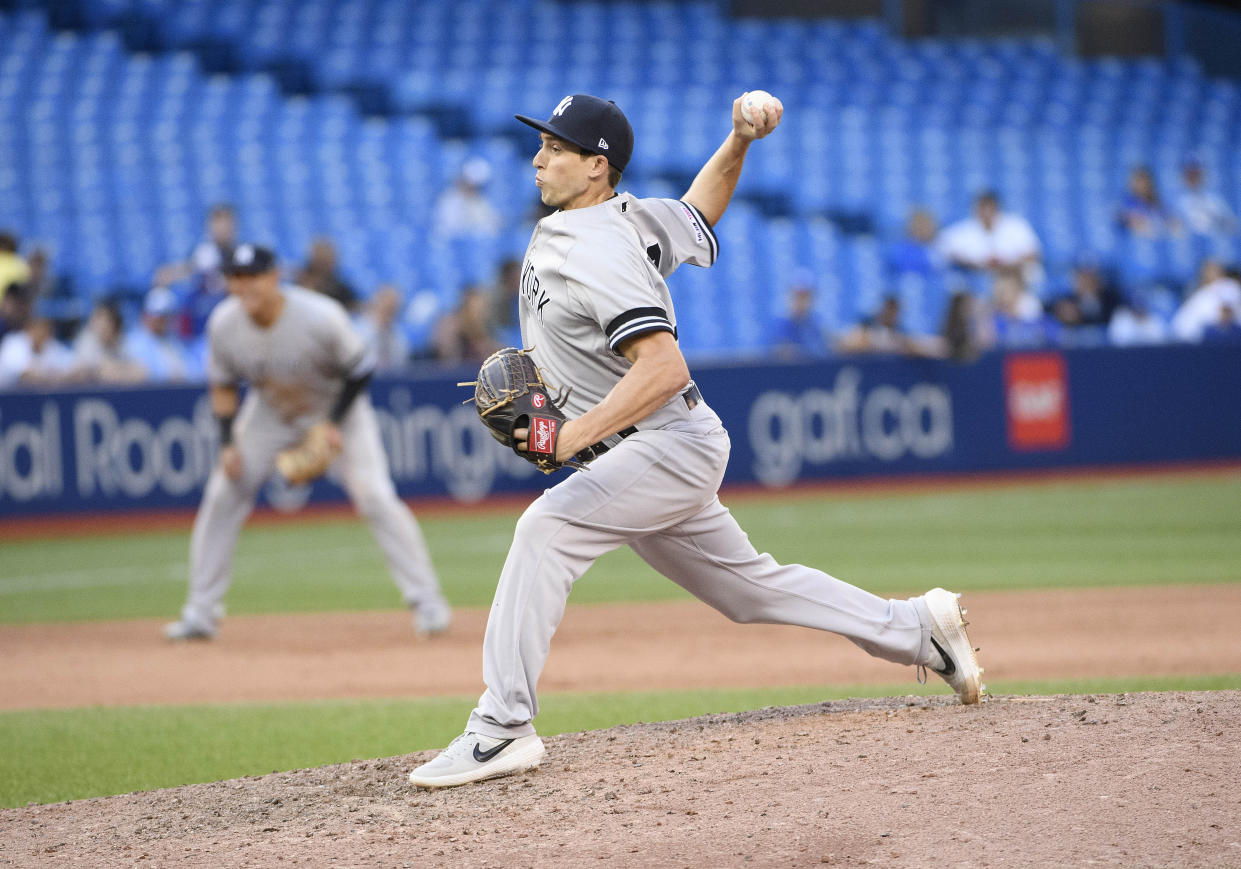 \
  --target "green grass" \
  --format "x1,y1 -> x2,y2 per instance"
2,471 -> 1239,625
4,674 -> 1239,809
